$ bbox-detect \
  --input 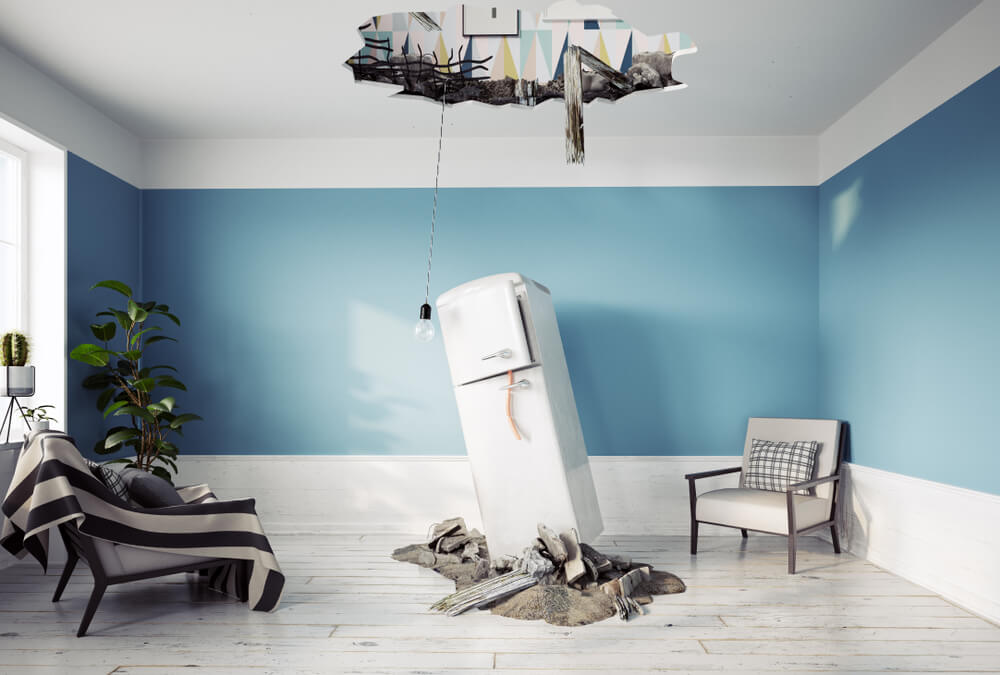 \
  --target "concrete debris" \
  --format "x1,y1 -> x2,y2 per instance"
536,523 -> 567,563
428,517 -> 467,547
438,534 -> 471,553
402,519 -> 685,626
605,553 -> 632,570
491,554 -> 518,573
